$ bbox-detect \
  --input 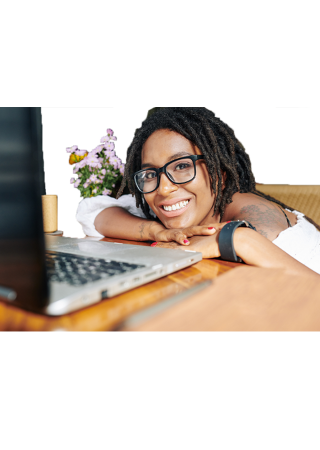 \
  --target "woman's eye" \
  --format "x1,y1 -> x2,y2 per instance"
146,171 -> 156,179
175,163 -> 191,171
